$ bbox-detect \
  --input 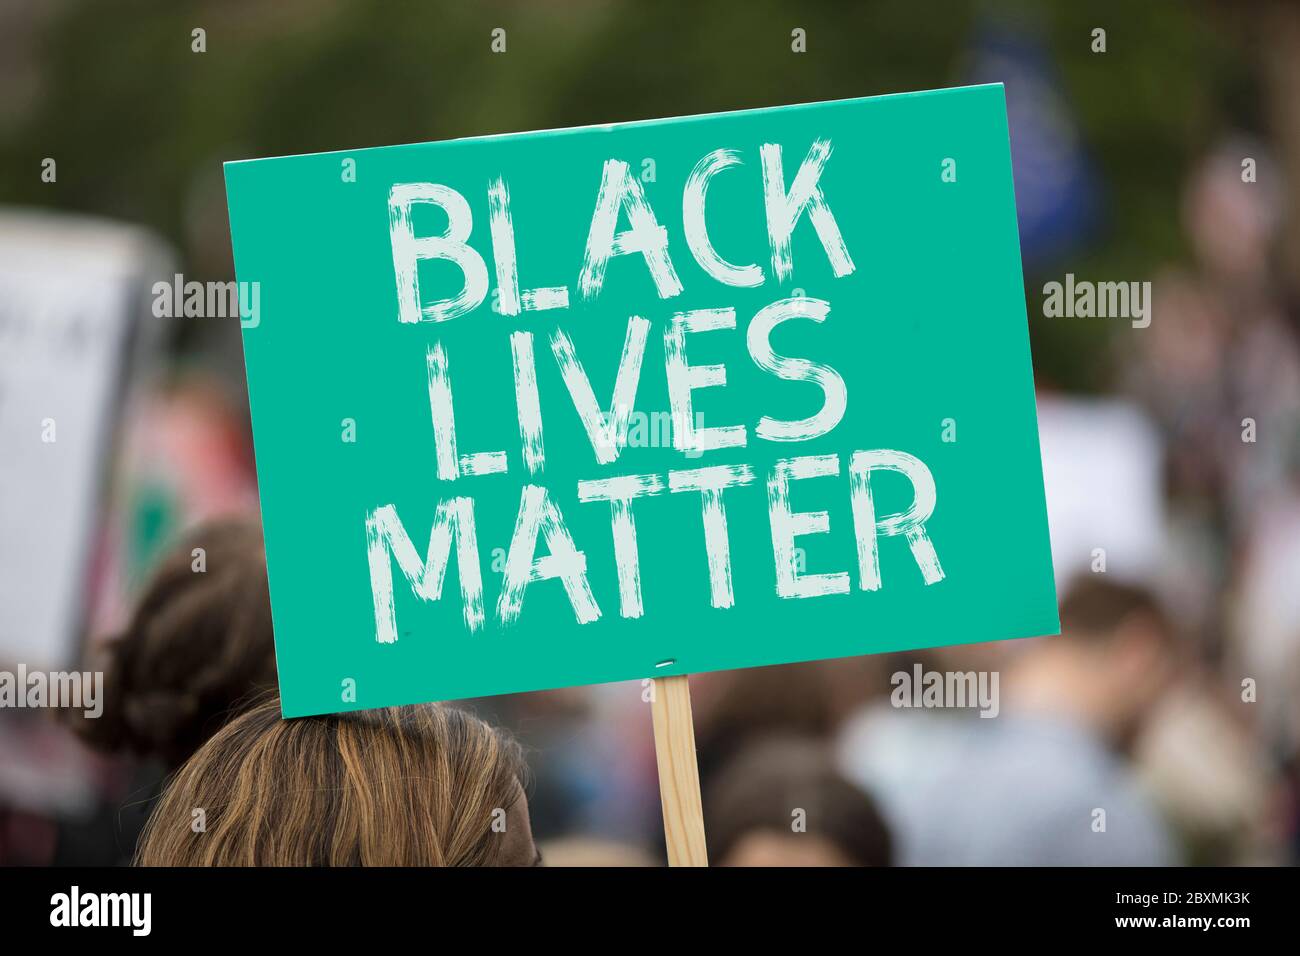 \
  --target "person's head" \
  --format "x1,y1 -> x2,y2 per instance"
1013,576 -> 1179,748
705,736 -> 892,867
75,519 -> 277,769
135,695 -> 536,866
